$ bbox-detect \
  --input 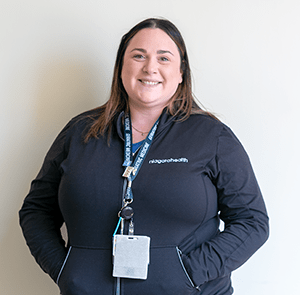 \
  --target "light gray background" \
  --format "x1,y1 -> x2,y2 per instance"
1,1 -> 299,294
